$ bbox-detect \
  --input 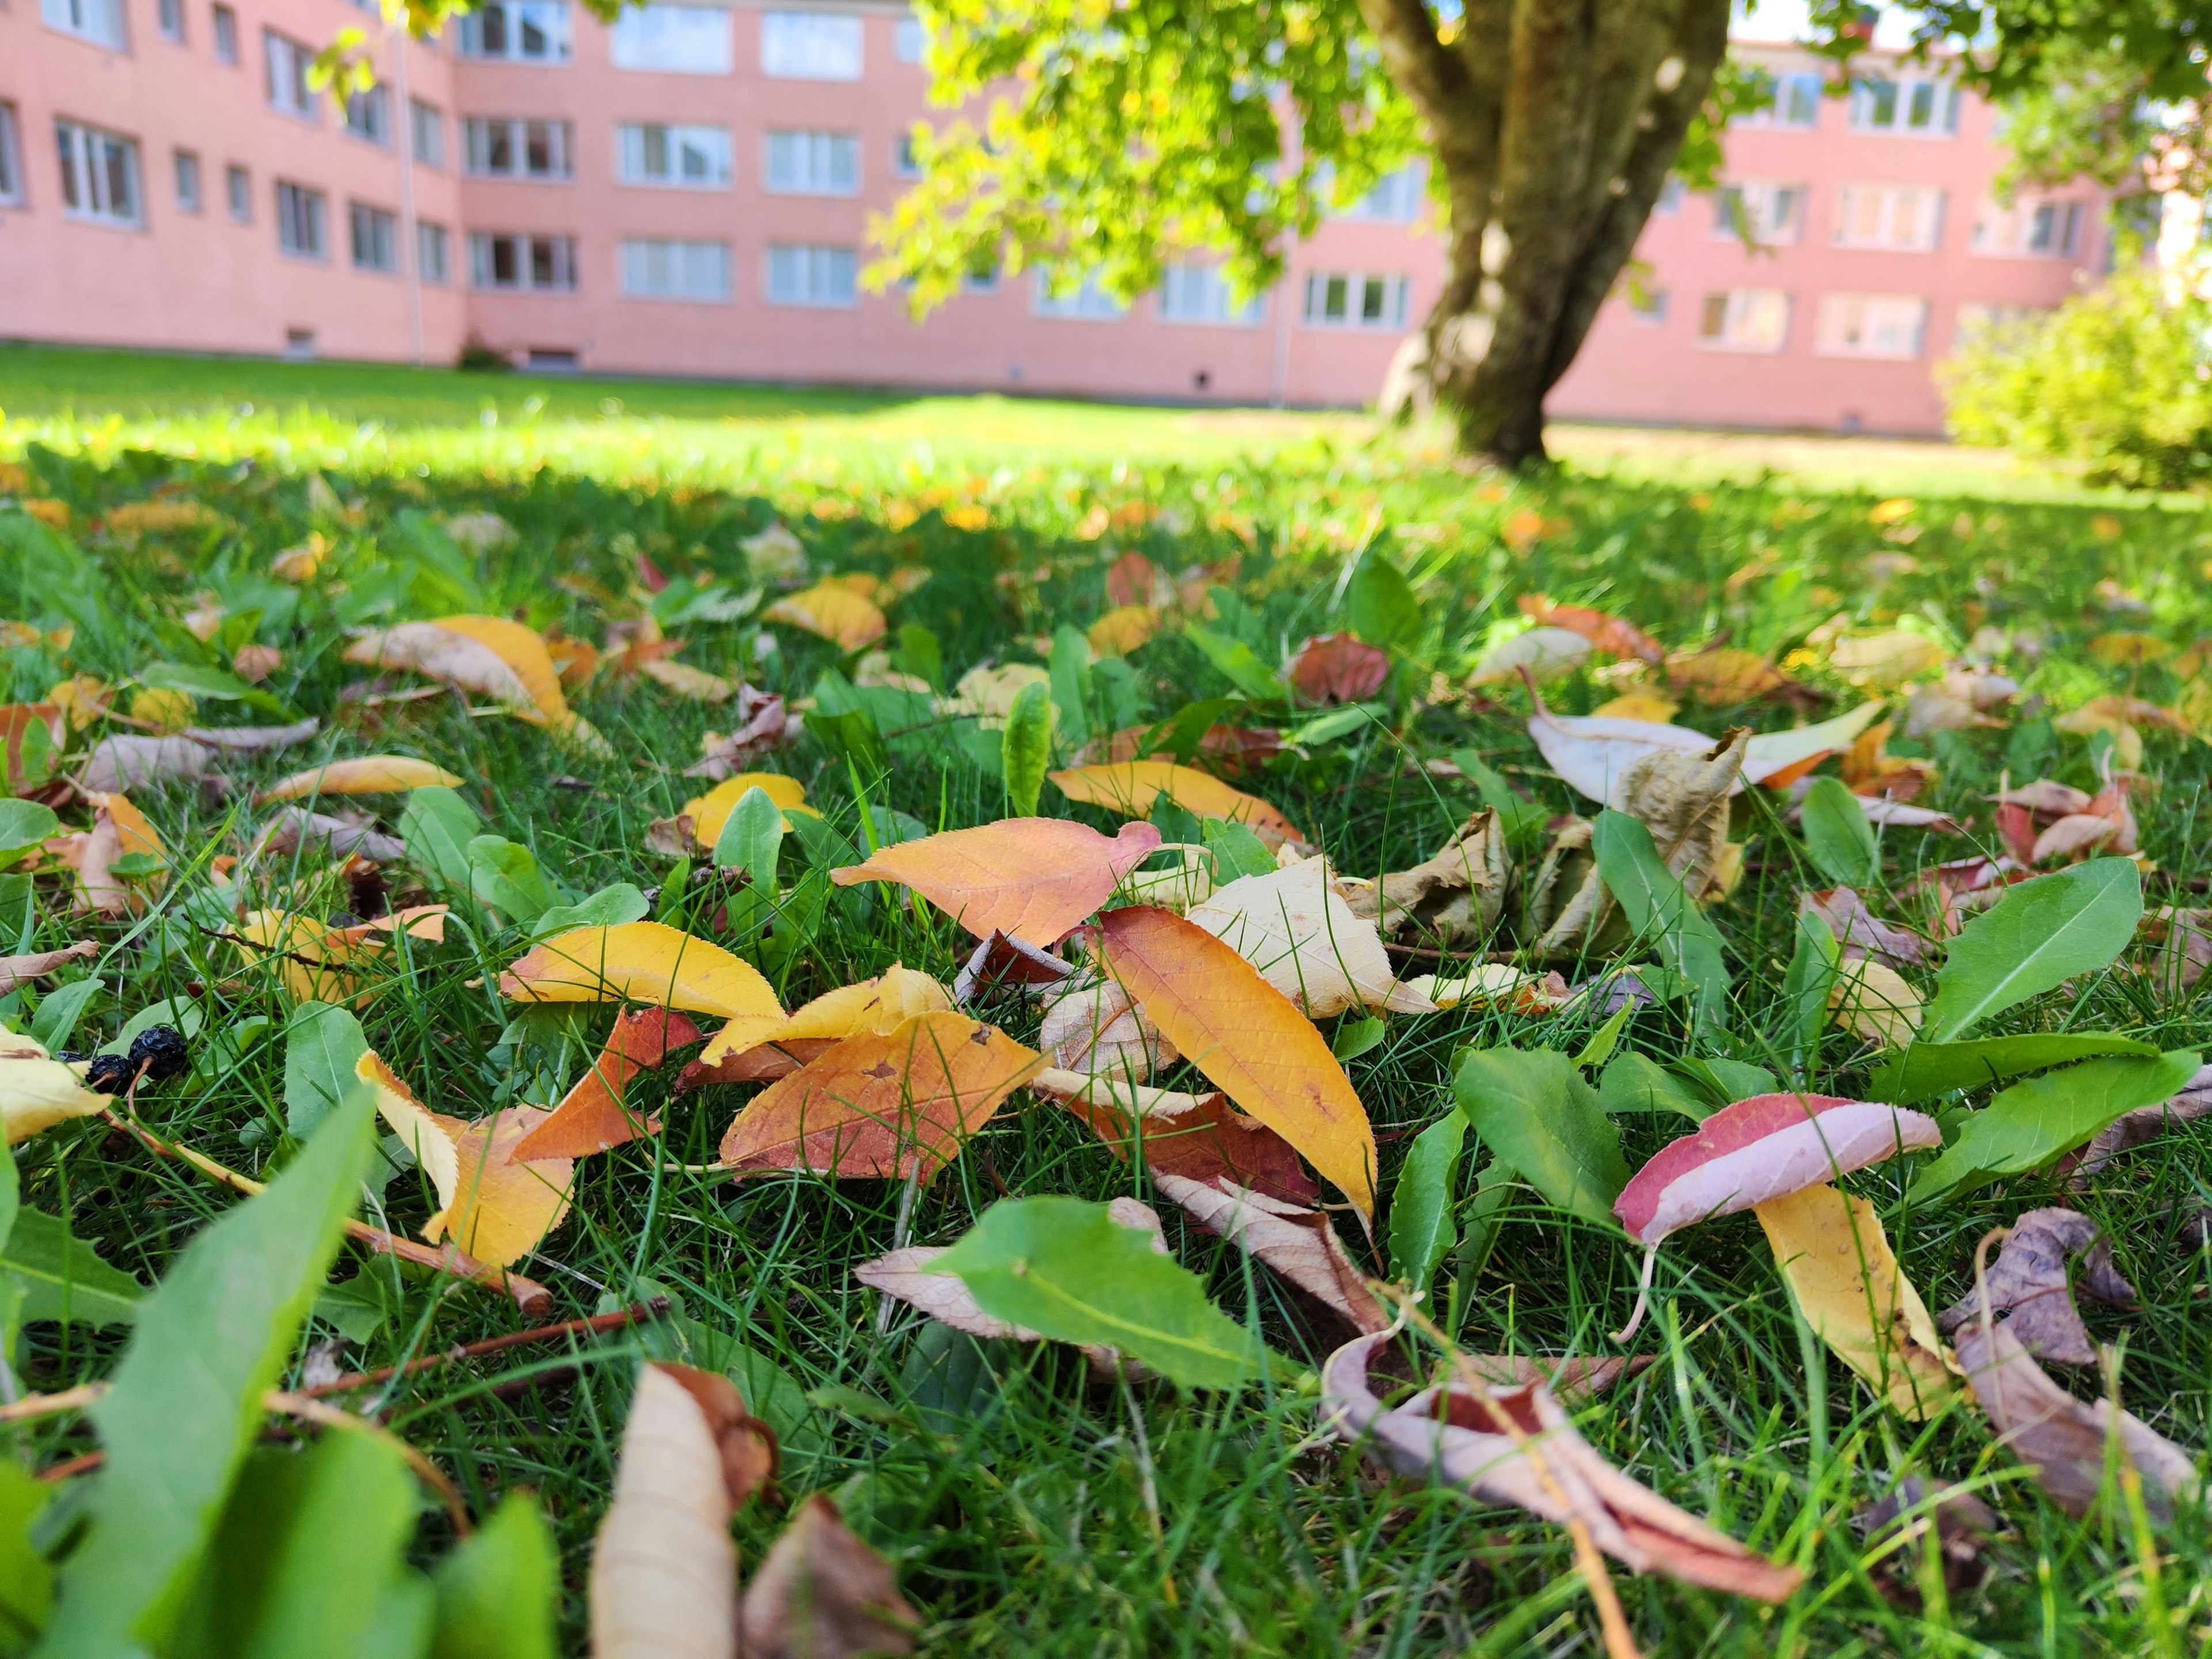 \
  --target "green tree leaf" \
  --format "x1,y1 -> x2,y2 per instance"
935,1196 -> 1260,1389
1596,1052 -> 1708,1120
711,786 -> 786,893
428,1494 -> 559,1659
1909,1049 -> 2202,1205
1001,681 -> 1053,817
1870,1033 -> 2162,1104
1182,624 -> 1284,702
1346,551 -> 1420,651
2,1211 -> 141,1328
1799,777 -> 1878,889
282,1001 -> 370,1141
1200,817 -> 1276,883
1388,1112 -> 1465,1291
0,801 -> 59,869
1920,858 -> 2142,1043
1048,623 -> 1093,749
36,1088 -> 376,1658
400,786 -> 482,892
28,978 -> 100,1052
1590,810 -> 1731,1031
1452,1047 -> 1628,1228
467,835 -> 560,926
